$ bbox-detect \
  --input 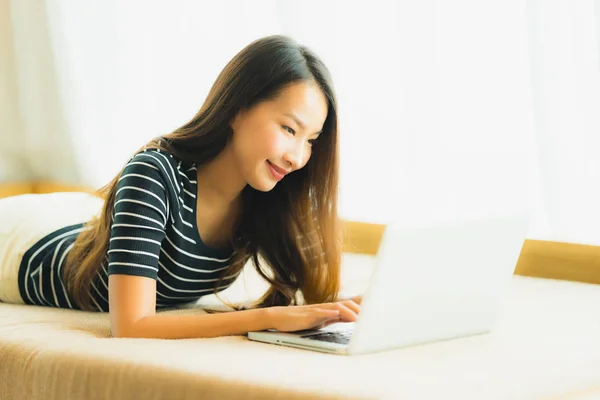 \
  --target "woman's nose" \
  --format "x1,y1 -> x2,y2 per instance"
283,145 -> 304,171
